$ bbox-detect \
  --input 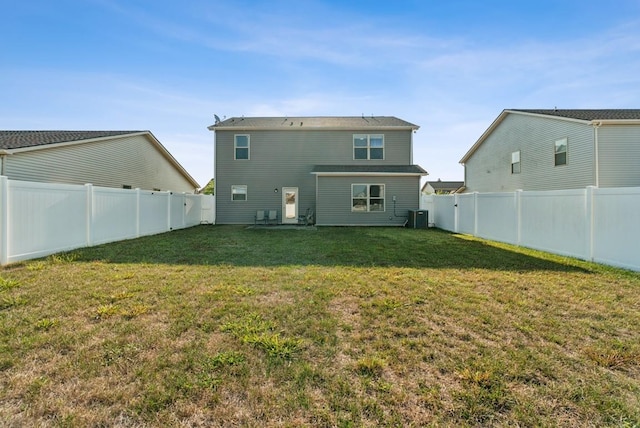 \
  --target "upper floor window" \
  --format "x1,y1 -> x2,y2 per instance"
354,134 -> 384,160
555,138 -> 567,166
511,151 -> 521,174
352,184 -> 385,212
235,135 -> 250,160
